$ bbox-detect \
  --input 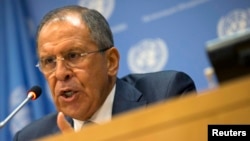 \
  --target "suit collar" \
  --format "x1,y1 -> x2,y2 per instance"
112,78 -> 146,115
62,78 -> 146,127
